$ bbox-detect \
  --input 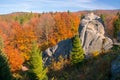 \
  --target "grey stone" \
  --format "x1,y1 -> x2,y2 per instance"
43,13 -> 113,64
43,39 -> 72,65
111,55 -> 120,80
79,12 -> 113,55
